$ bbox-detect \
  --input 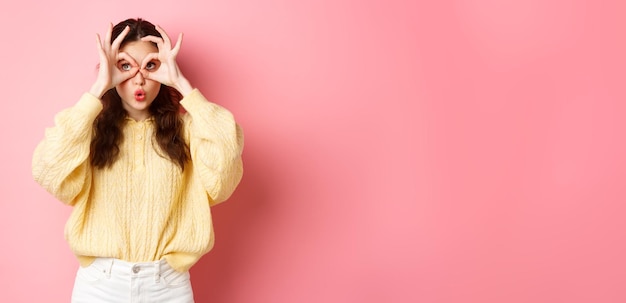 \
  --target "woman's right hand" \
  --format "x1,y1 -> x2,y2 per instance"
89,24 -> 139,98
